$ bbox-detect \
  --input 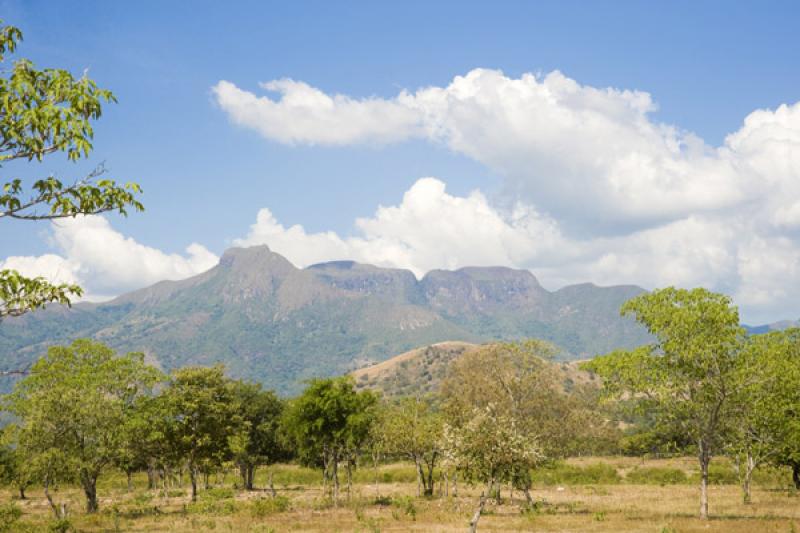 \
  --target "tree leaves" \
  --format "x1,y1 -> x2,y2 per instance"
0,269 -> 81,320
